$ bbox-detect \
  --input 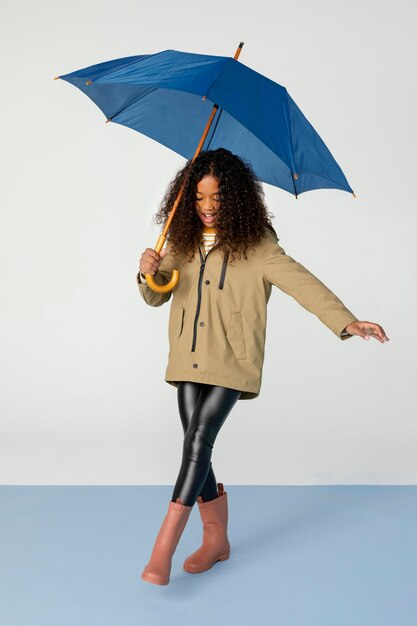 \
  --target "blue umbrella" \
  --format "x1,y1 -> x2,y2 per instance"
55,42 -> 355,292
